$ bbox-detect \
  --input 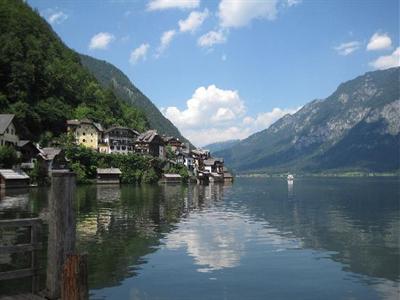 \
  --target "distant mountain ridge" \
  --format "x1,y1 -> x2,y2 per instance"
204,139 -> 240,153
79,54 -> 191,145
216,67 -> 400,173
